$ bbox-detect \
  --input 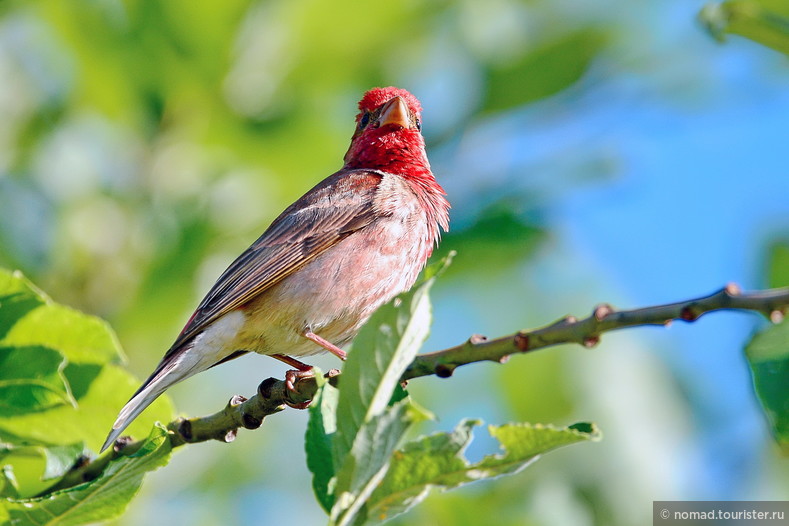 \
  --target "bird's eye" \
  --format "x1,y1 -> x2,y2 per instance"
415,118 -> 422,132
359,111 -> 371,129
